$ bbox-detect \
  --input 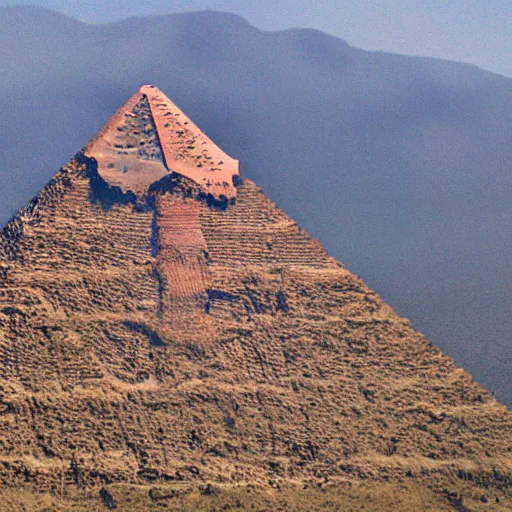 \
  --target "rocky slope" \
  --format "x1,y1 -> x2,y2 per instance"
0,87 -> 511,511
